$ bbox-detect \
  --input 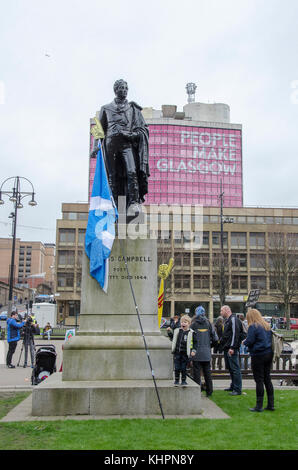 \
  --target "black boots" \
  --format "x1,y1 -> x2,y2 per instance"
264,395 -> 275,411
250,396 -> 264,412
